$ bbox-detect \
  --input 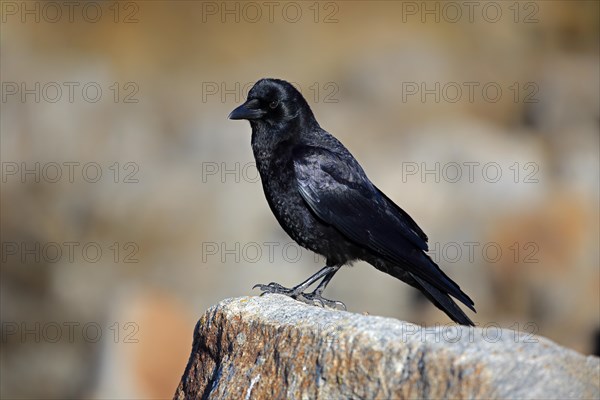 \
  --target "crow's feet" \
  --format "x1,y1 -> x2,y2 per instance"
252,282 -> 301,297
299,291 -> 346,310
253,282 -> 346,310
